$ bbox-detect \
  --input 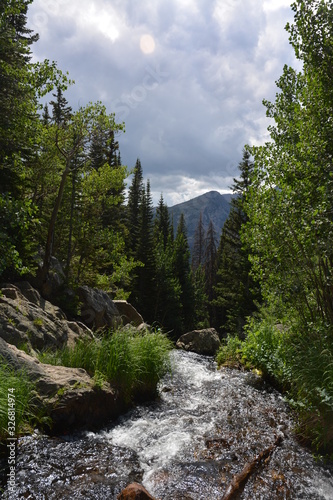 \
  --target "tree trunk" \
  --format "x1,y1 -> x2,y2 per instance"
40,159 -> 71,294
